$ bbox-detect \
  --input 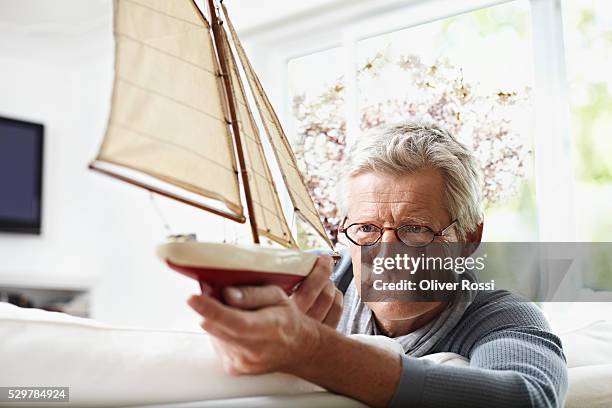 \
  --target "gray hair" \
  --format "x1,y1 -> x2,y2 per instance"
337,120 -> 483,239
